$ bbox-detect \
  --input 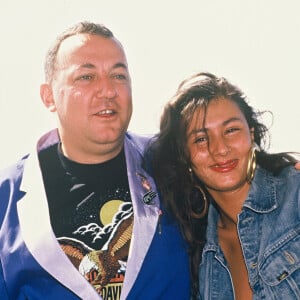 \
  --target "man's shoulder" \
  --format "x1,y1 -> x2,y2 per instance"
0,154 -> 29,184
125,131 -> 154,152
0,155 -> 29,229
